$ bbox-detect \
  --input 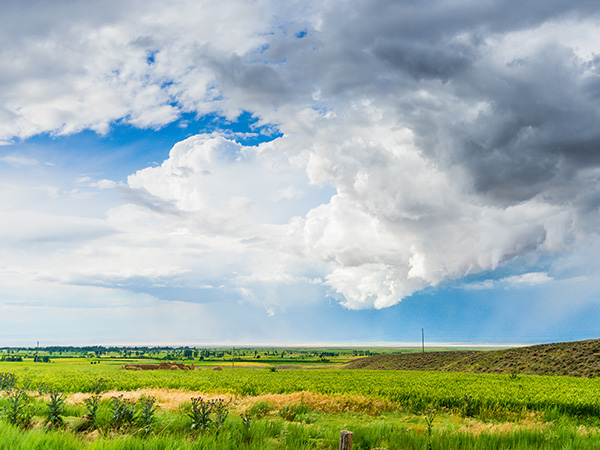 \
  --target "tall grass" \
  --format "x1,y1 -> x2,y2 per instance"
1,419 -> 599,450
2,361 -> 600,449
2,362 -> 600,419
